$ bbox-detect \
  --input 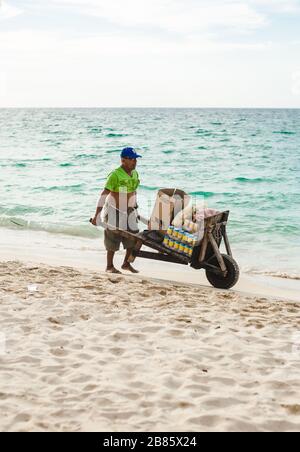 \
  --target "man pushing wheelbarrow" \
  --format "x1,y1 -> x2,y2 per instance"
90,147 -> 239,289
